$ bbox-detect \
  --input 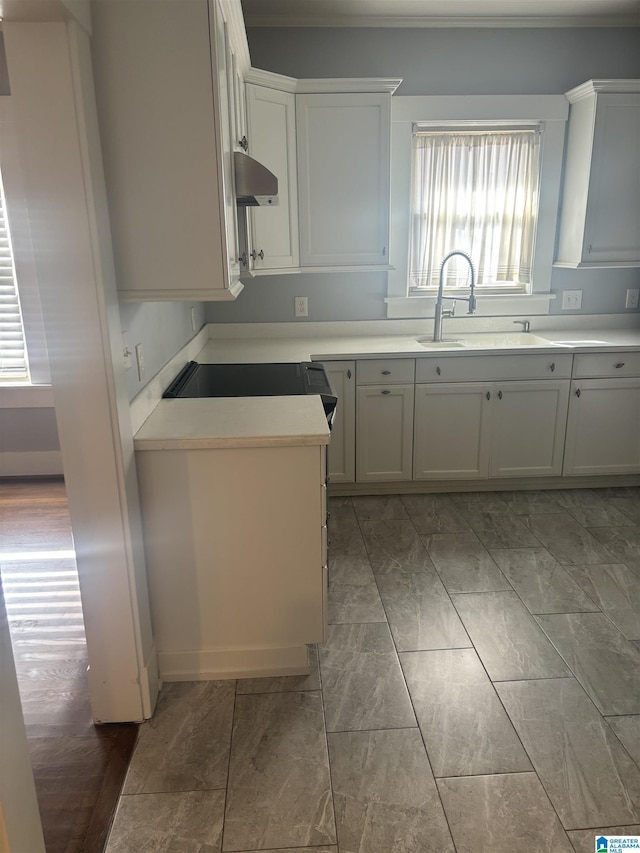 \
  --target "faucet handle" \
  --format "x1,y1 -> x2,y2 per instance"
513,319 -> 531,333
444,300 -> 456,318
